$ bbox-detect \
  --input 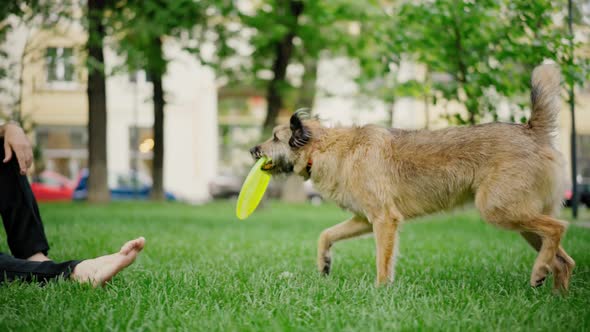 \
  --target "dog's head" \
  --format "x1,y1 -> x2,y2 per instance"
250,111 -> 315,177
